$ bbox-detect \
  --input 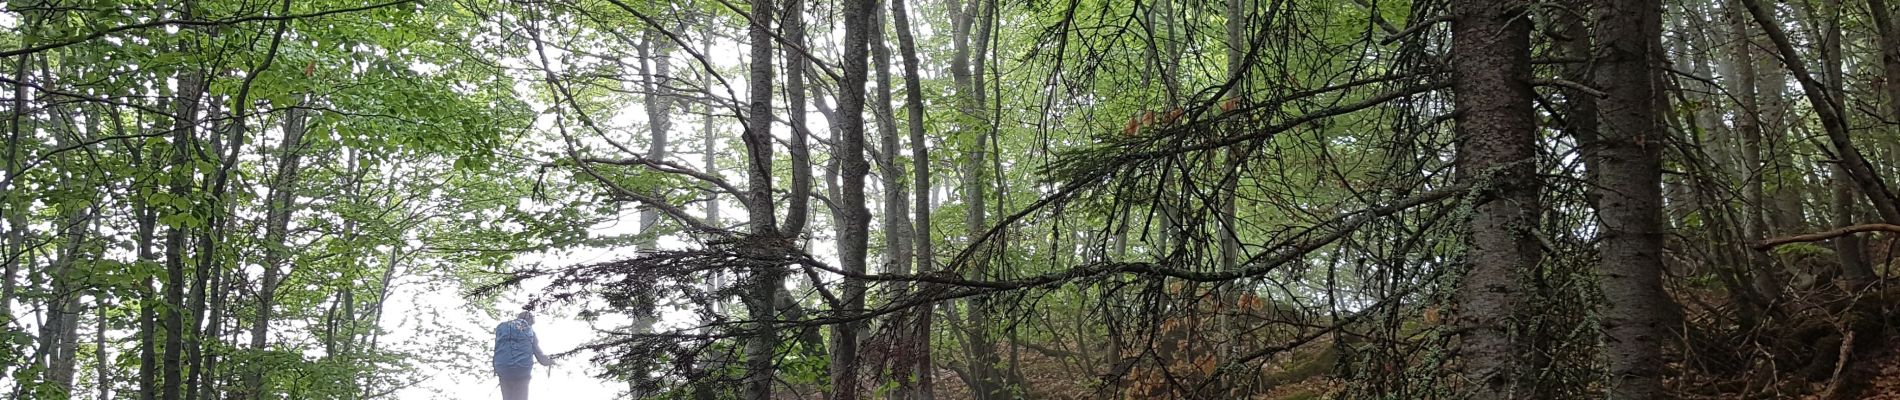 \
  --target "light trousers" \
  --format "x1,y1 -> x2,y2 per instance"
500,376 -> 530,400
